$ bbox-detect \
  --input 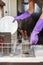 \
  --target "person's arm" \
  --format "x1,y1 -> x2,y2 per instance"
13,0 -> 34,22
30,18 -> 43,45
13,11 -> 31,21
